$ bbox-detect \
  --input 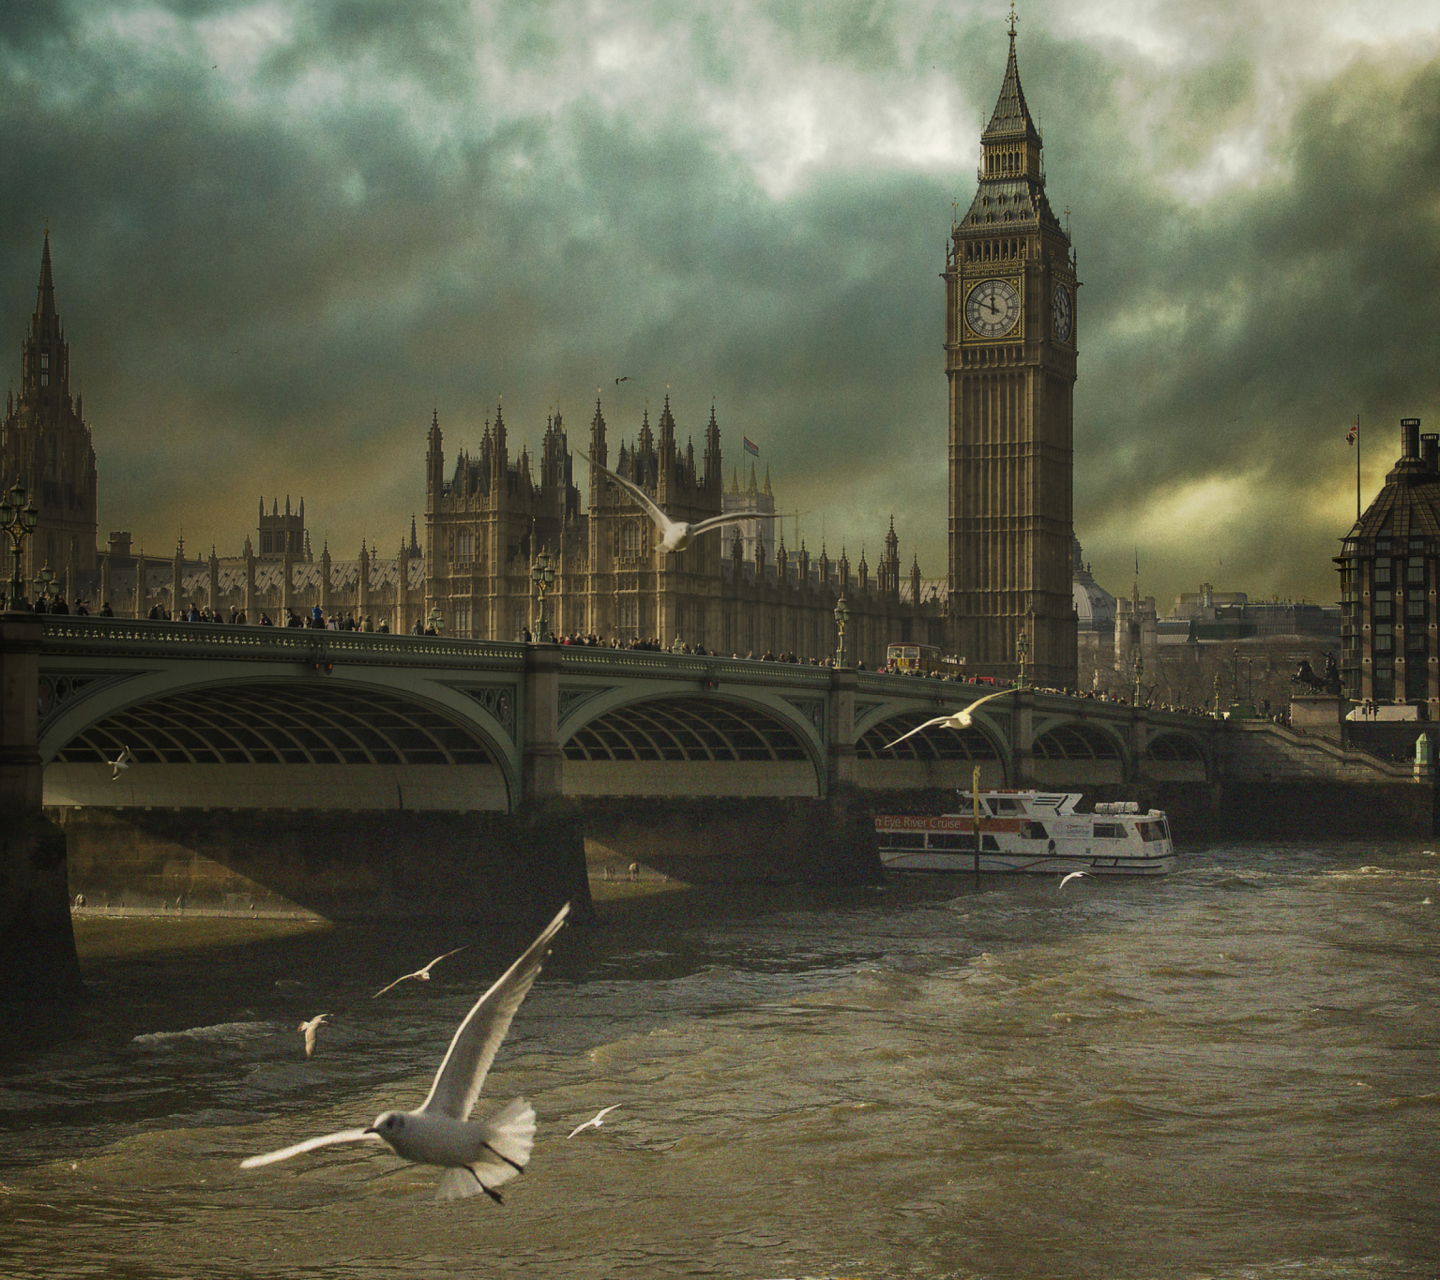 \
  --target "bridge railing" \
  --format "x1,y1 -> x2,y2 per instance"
37,616 -> 526,670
